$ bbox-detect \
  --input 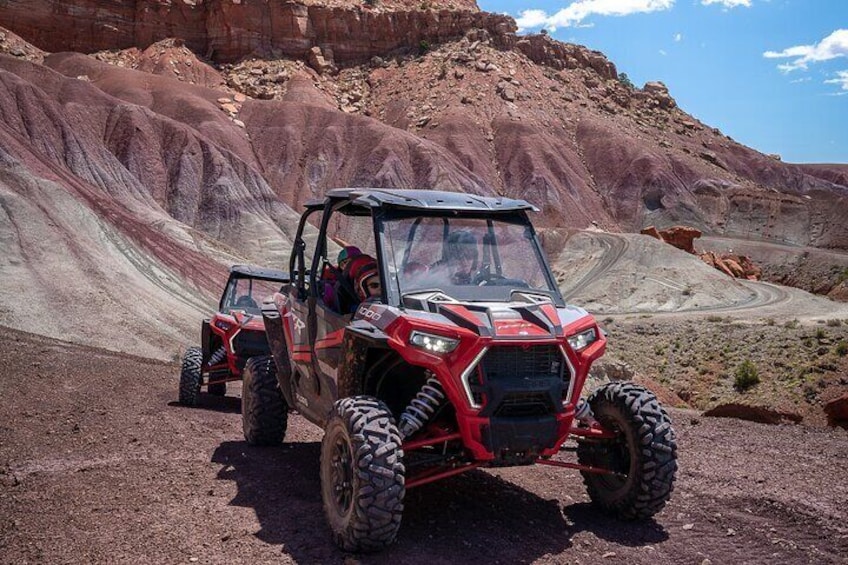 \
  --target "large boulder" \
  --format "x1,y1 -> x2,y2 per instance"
659,226 -> 701,254
704,403 -> 803,425
824,394 -> 848,428
640,225 -> 701,254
